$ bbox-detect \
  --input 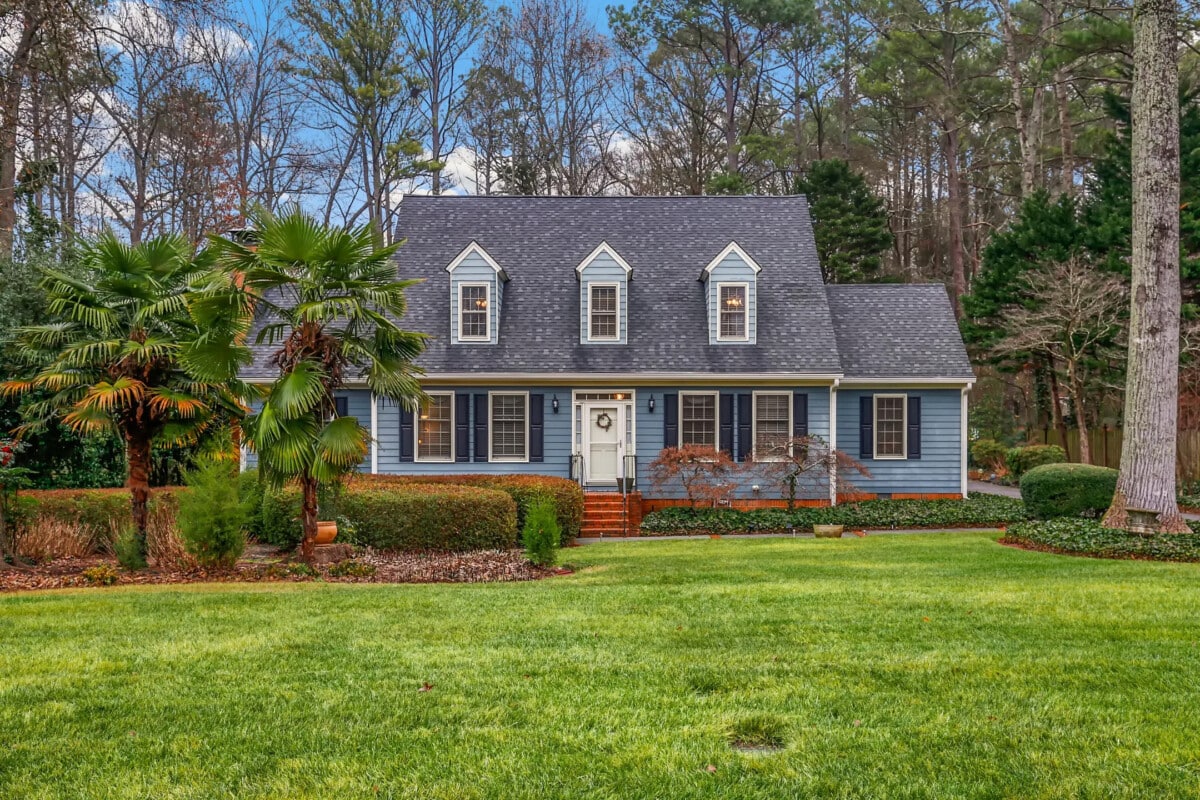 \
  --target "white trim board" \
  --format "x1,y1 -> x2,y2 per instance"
444,241 -> 508,280
575,241 -> 633,276
700,241 -> 762,276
